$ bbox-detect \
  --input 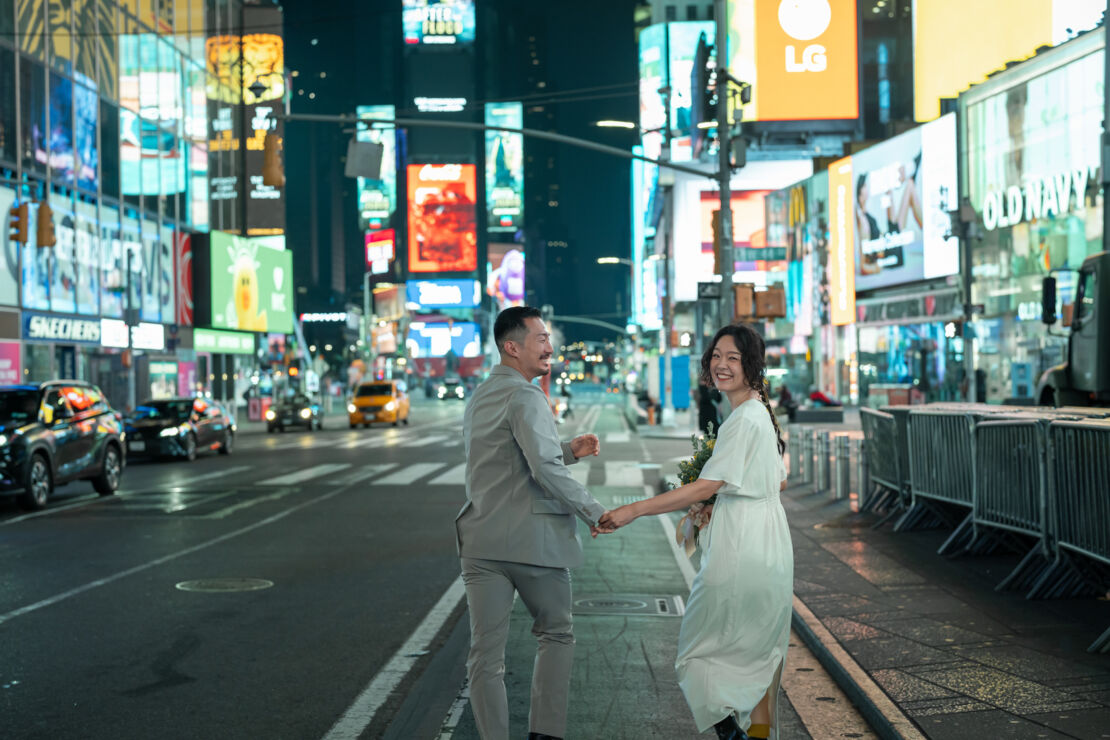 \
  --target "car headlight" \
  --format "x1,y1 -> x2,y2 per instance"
265,409 -> 276,420
299,408 -> 312,419
437,388 -> 446,397
160,426 -> 182,437
0,434 -> 7,446
384,400 -> 395,412
347,403 -> 357,414
455,387 -> 464,397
